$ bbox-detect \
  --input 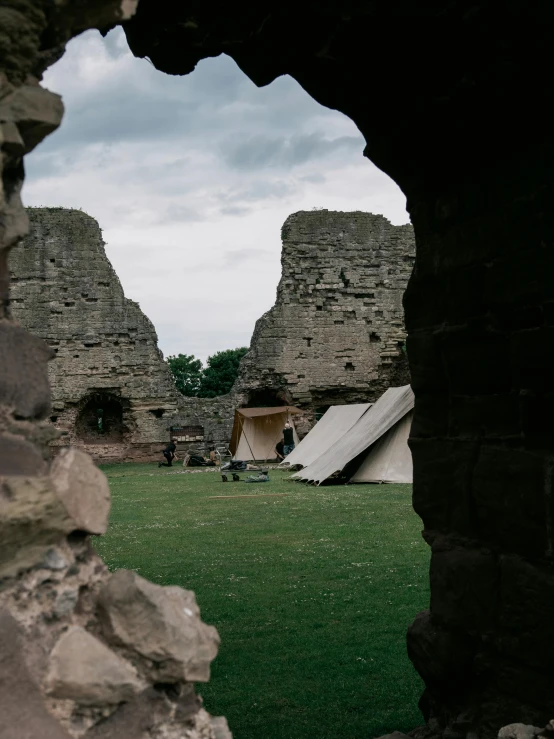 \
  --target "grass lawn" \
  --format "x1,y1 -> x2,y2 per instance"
96,464 -> 430,739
